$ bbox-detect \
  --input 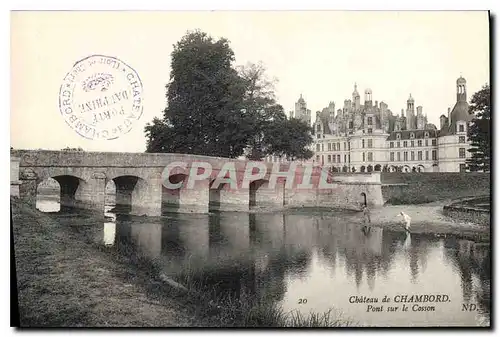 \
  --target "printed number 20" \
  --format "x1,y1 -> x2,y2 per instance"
298,298 -> 308,304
